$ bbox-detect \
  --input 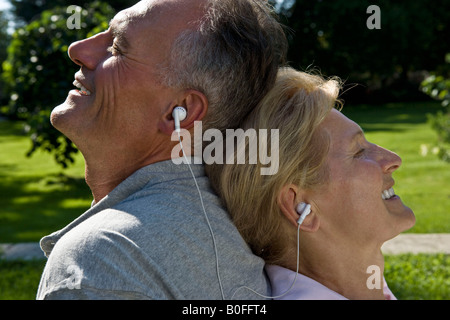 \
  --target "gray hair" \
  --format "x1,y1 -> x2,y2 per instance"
160,0 -> 287,132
